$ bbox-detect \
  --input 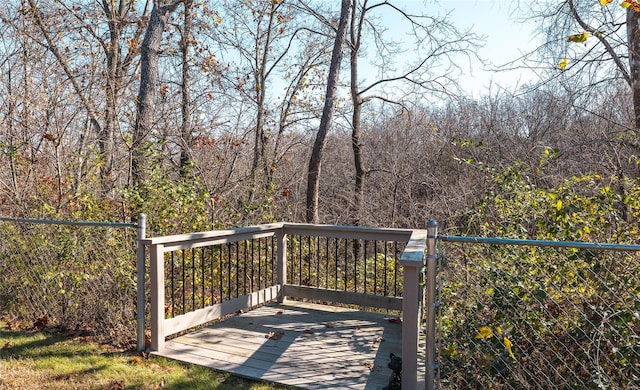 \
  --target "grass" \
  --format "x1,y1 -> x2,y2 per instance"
0,322 -> 293,390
